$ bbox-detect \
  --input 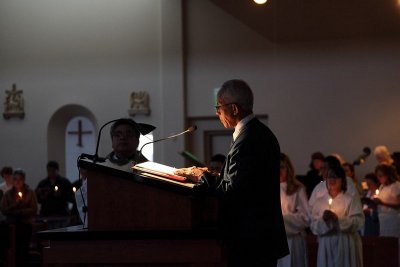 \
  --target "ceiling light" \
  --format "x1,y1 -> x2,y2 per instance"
254,0 -> 268,4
